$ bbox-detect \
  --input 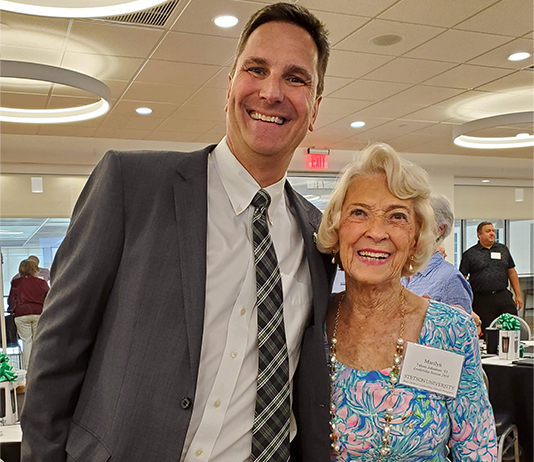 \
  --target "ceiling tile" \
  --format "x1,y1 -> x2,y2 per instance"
336,19 -> 445,56
314,98 -> 372,129
383,85 -> 464,106
326,50 -> 394,79
456,0 -> 534,37
329,139 -> 370,151
62,52 -> 144,81
157,118 -> 219,133
193,122 -> 227,144
379,0 -> 499,28
424,64 -> 513,89
468,38 -> 534,69
0,12 -> 70,50
170,0 -> 269,38
406,29 -> 511,63
204,67 -> 232,89
38,125 -> 98,137
145,131 -> 200,142
297,0 -> 399,17
171,101 -> 226,122
0,123 -> 40,135
477,70 -> 534,93
67,21 -> 164,58
358,119 -> 434,140
353,101 -> 424,119
309,10 -> 369,46
102,114 -> 166,131
411,122 -> 455,137
135,60 -> 221,86
322,76 -> 354,97
330,78 -> 410,101
1,92 -> 49,109
122,82 -> 198,105
110,100 -> 180,118
303,127 -> 355,146
152,32 -> 237,66
405,104 -> 473,123
182,87 -> 228,109
387,133 -> 434,151
0,46 -> 63,66
363,57 -> 456,84
94,127 -> 152,139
